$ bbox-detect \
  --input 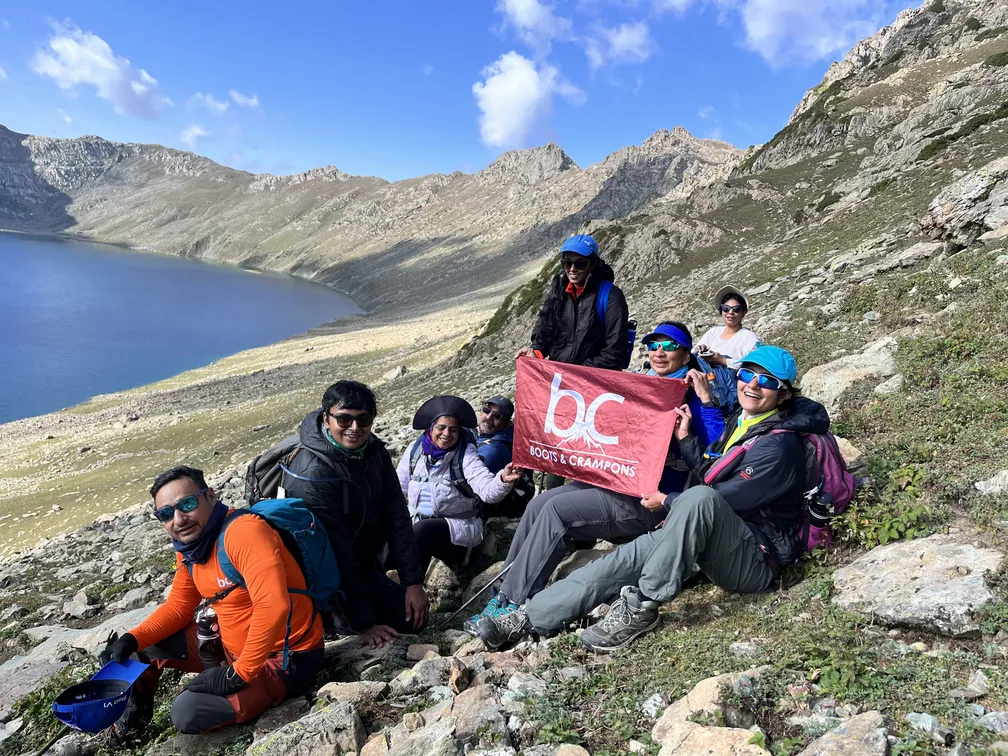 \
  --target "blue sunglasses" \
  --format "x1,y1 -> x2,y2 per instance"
153,488 -> 207,523
737,367 -> 786,391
